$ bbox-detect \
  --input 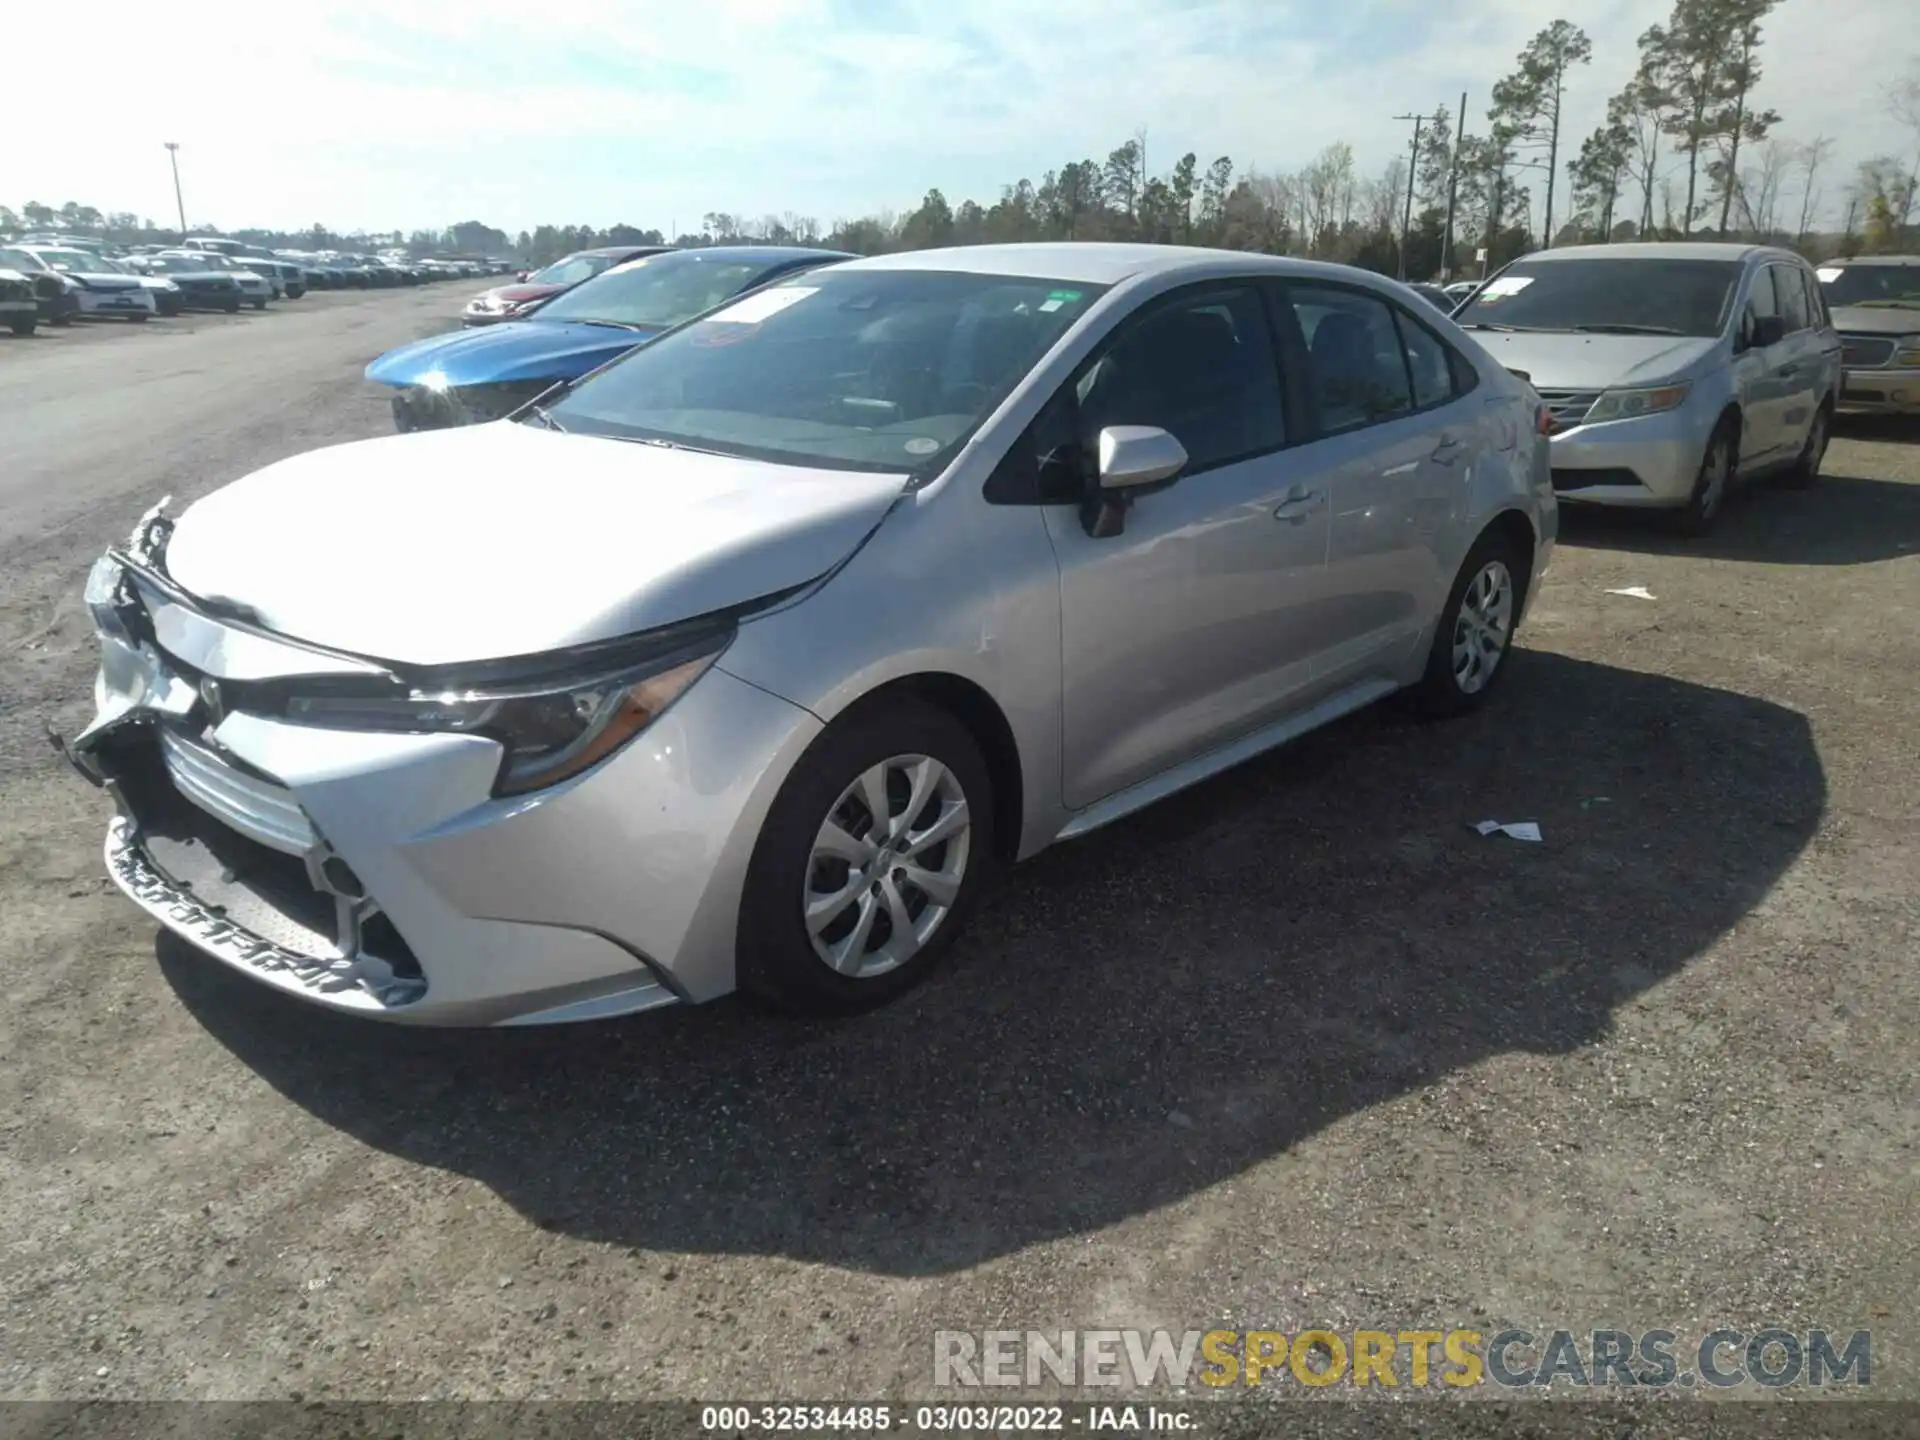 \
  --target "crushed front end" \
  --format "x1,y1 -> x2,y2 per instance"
54,502 -> 690,1026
